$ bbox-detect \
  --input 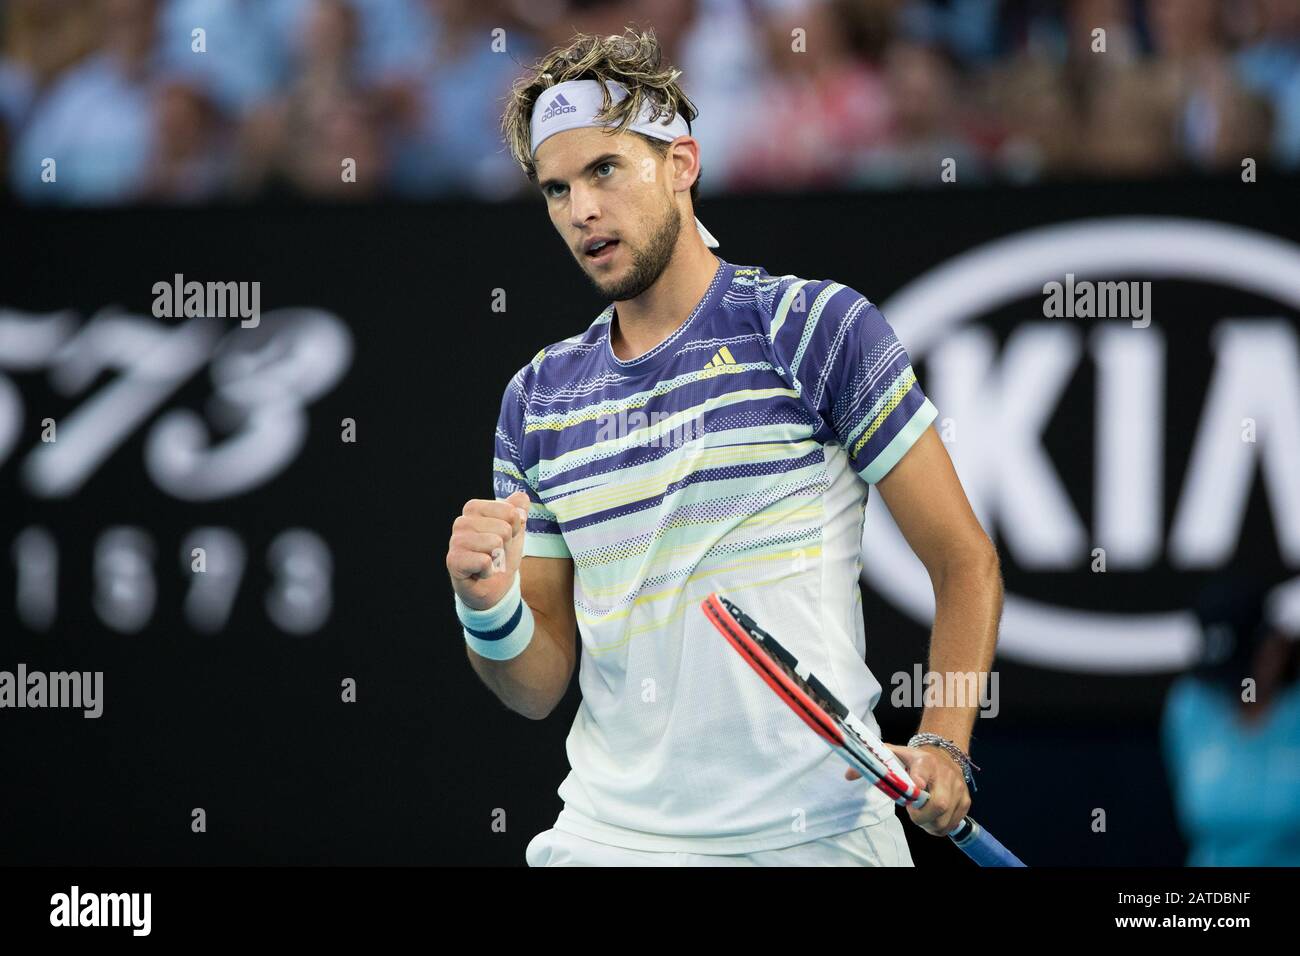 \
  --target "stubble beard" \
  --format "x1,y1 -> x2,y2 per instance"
585,200 -> 683,302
